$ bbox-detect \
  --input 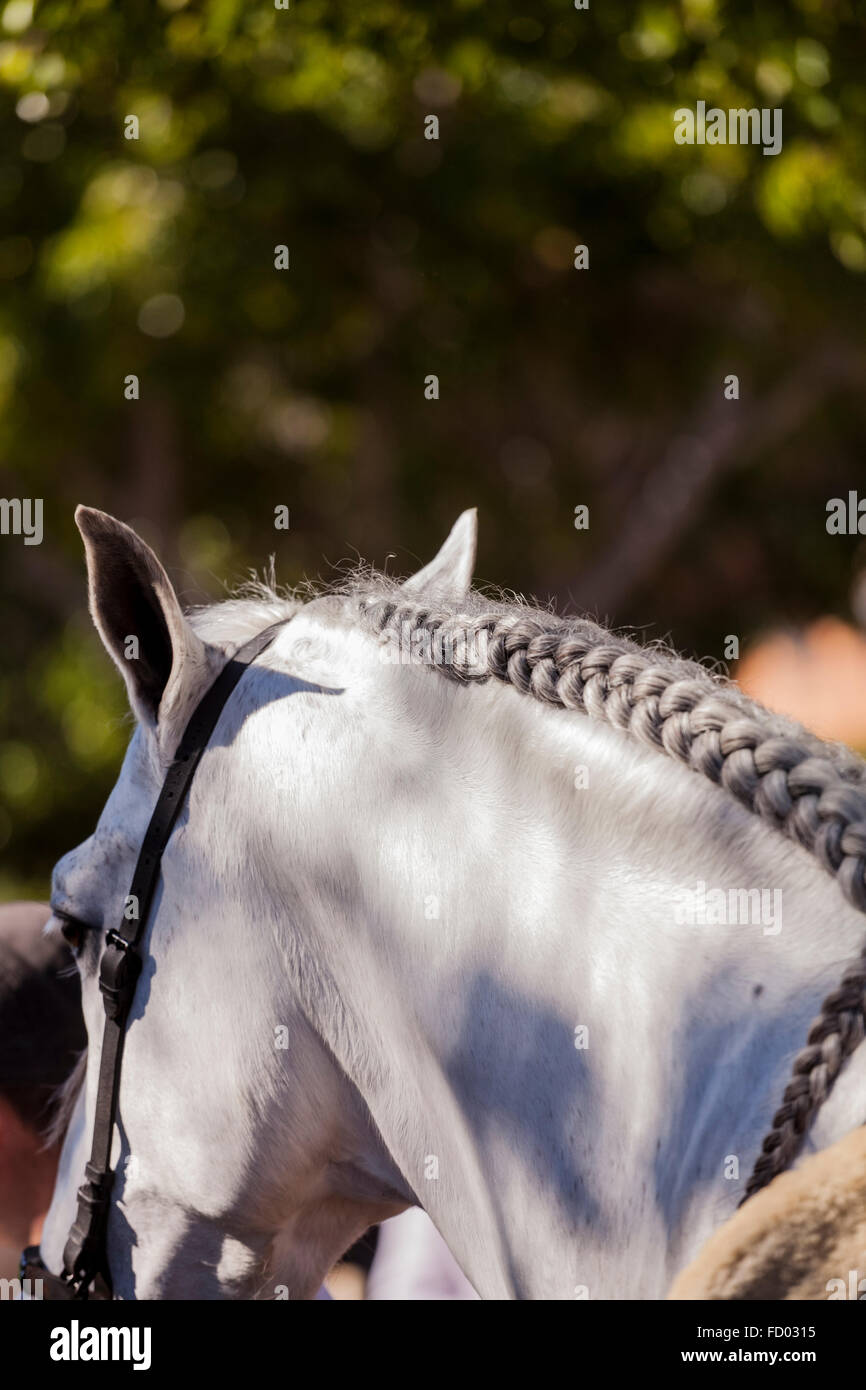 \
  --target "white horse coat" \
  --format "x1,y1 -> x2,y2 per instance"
40,507 -> 866,1298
